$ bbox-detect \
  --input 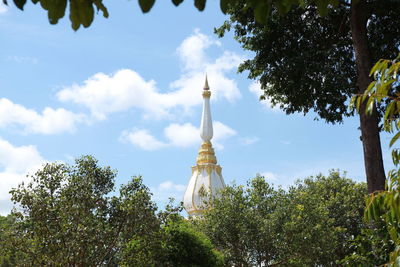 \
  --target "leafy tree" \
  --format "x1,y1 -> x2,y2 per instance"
0,215 -> 18,267
352,54 -> 400,266
199,171 -> 367,266
162,219 -> 224,267
340,226 -> 393,266
216,0 -> 400,193
7,155 -> 159,266
282,171 -> 367,266
199,176 -> 285,266
121,216 -> 224,267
